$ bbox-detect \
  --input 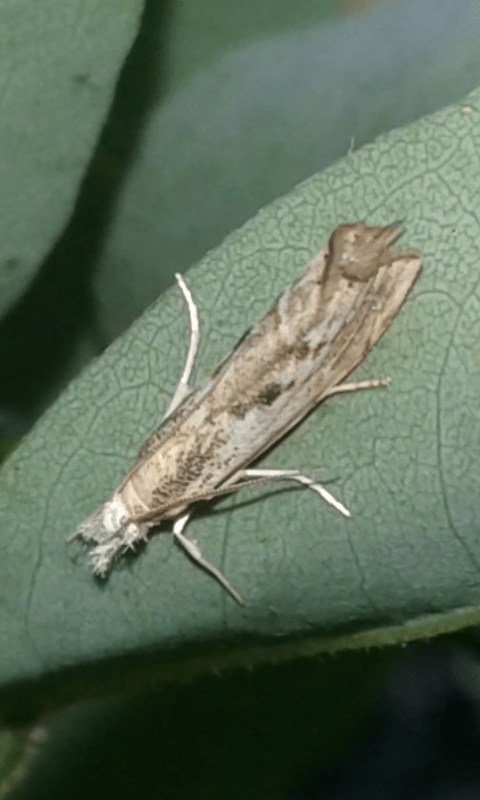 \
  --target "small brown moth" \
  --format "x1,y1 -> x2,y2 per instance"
70,222 -> 421,604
